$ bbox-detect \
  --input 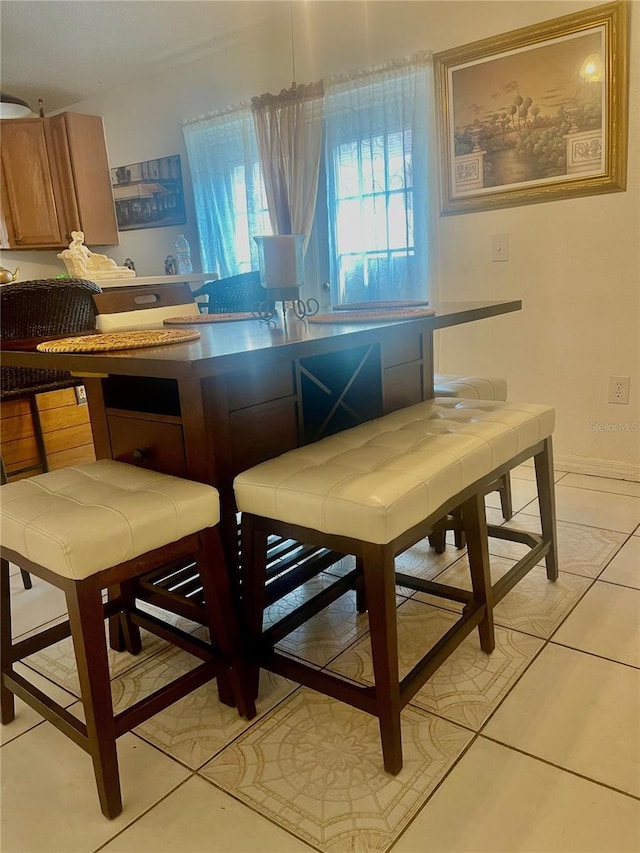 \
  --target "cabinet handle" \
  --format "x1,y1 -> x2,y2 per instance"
132,447 -> 150,463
